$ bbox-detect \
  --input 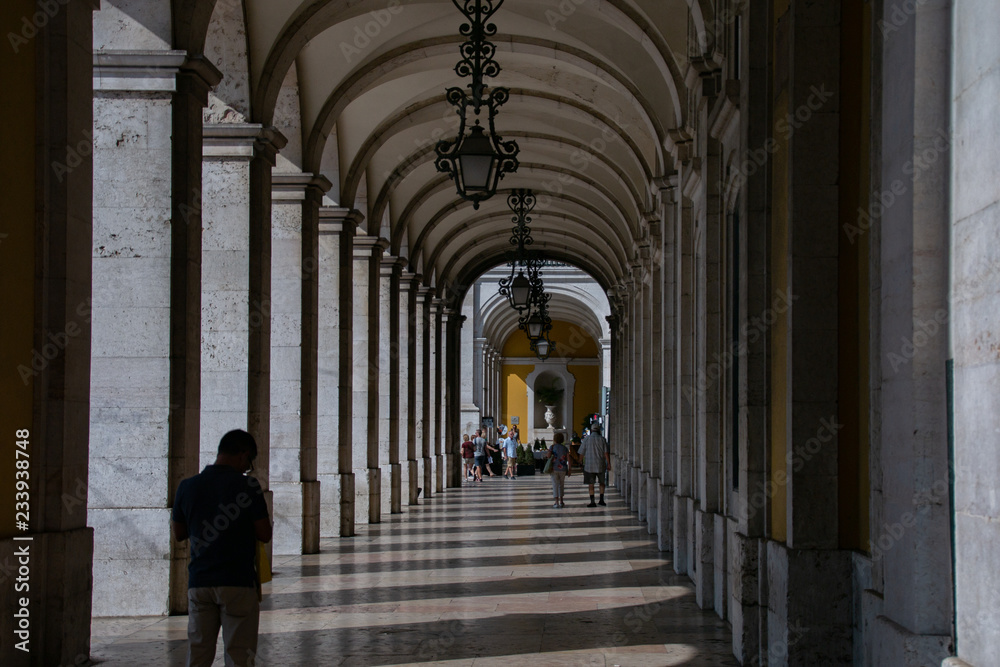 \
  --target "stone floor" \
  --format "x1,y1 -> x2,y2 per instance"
91,473 -> 738,666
